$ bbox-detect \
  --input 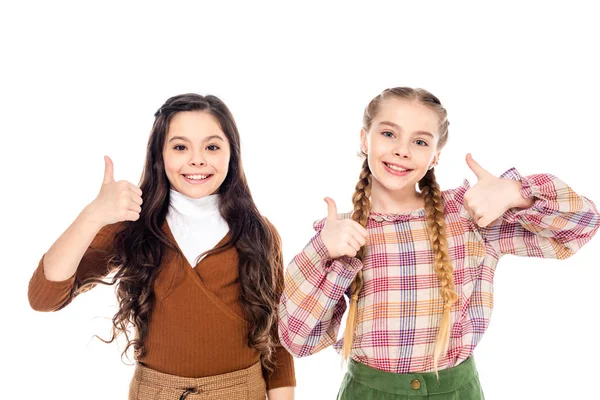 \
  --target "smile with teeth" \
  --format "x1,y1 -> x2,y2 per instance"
384,163 -> 412,172
183,174 -> 212,180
